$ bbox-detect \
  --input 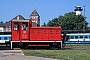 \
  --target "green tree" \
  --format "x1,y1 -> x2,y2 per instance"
5,21 -> 8,23
47,20 -> 53,26
47,18 -> 59,26
46,12 -> 89,30
42,22 -> 47,26
0,21 -> 3,24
